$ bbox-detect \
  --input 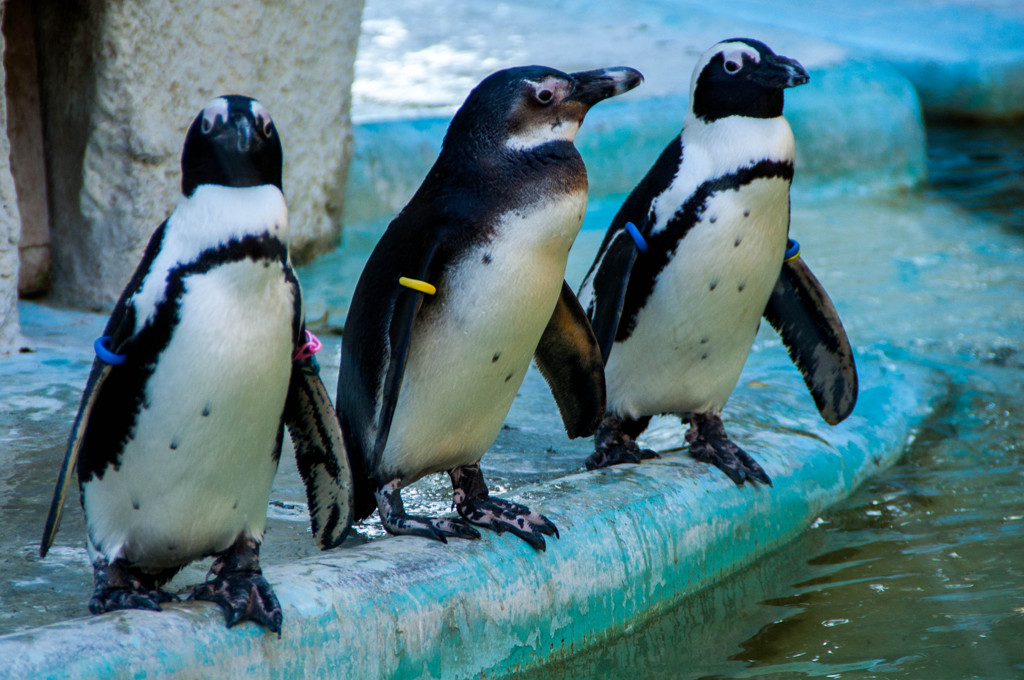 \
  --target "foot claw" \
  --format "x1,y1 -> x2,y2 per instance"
190,539 -> 283,635
432,518 -> 482,541
588,415 -> 658,469
88,559 -> 178,614
686,413 -> 771,487
191,573 -> 283,635
585,446 -> 660,470
375,480 -> 479,543
458,496 -> 559,551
